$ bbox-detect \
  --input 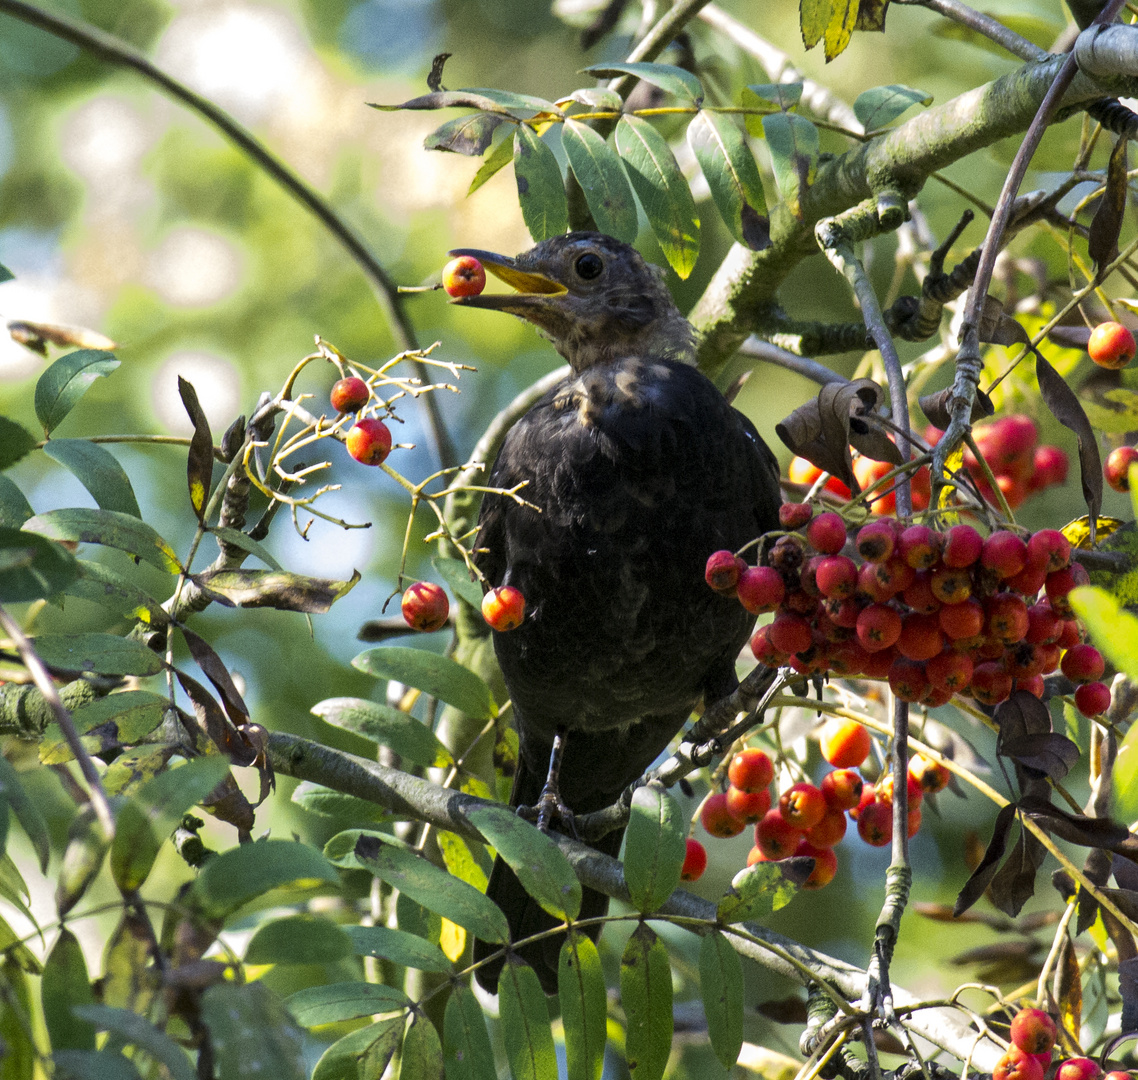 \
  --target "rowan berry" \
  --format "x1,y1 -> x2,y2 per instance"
754,808 -> 803,859
728,747 -> 775,792
930,566 -> 973,606
330,376 -> 369,413
820,768 -> 863,810
942,524 -> 984,568
779,502 -> 814,529
769,613 -> 814,654
986,593 -> 1030,644
346,418 -> 393,465
939,597 -> 984,639
803,806 -> 847,848
819,718 -> 871,768
701,791 -> 746,838
680,837 -> 707,881
806,512 -> 847,555
889,656 -> 930,702
1105,446 -> 1138,492
1088,321 -> 1136,369
1027,529 -> 1071,574
927,649 -> 973,693
856,520 -> 895,563
1061,643 -> 1105,683
994,1047 -> 1045,1080
971,661 -> 1013,706
1010,1008 -> 1057,1055
737,565 -> 785,613
778,782 -> 827,830
441,255 -> 486,298
725,785 -> 771,823
1055,1058 -> 1104,1080
898,524 -> 941,569
897,612 -> 944,661
794,839 -> 838,888
401,581 -> 449,632
857,800 -> 893,846
482,586 -> 526,631
982,531 -> 1029,579
856,604 -> 903,652
705,550 -> 744,594
1075,681 -> 1111,717
909,753 -> 950,794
